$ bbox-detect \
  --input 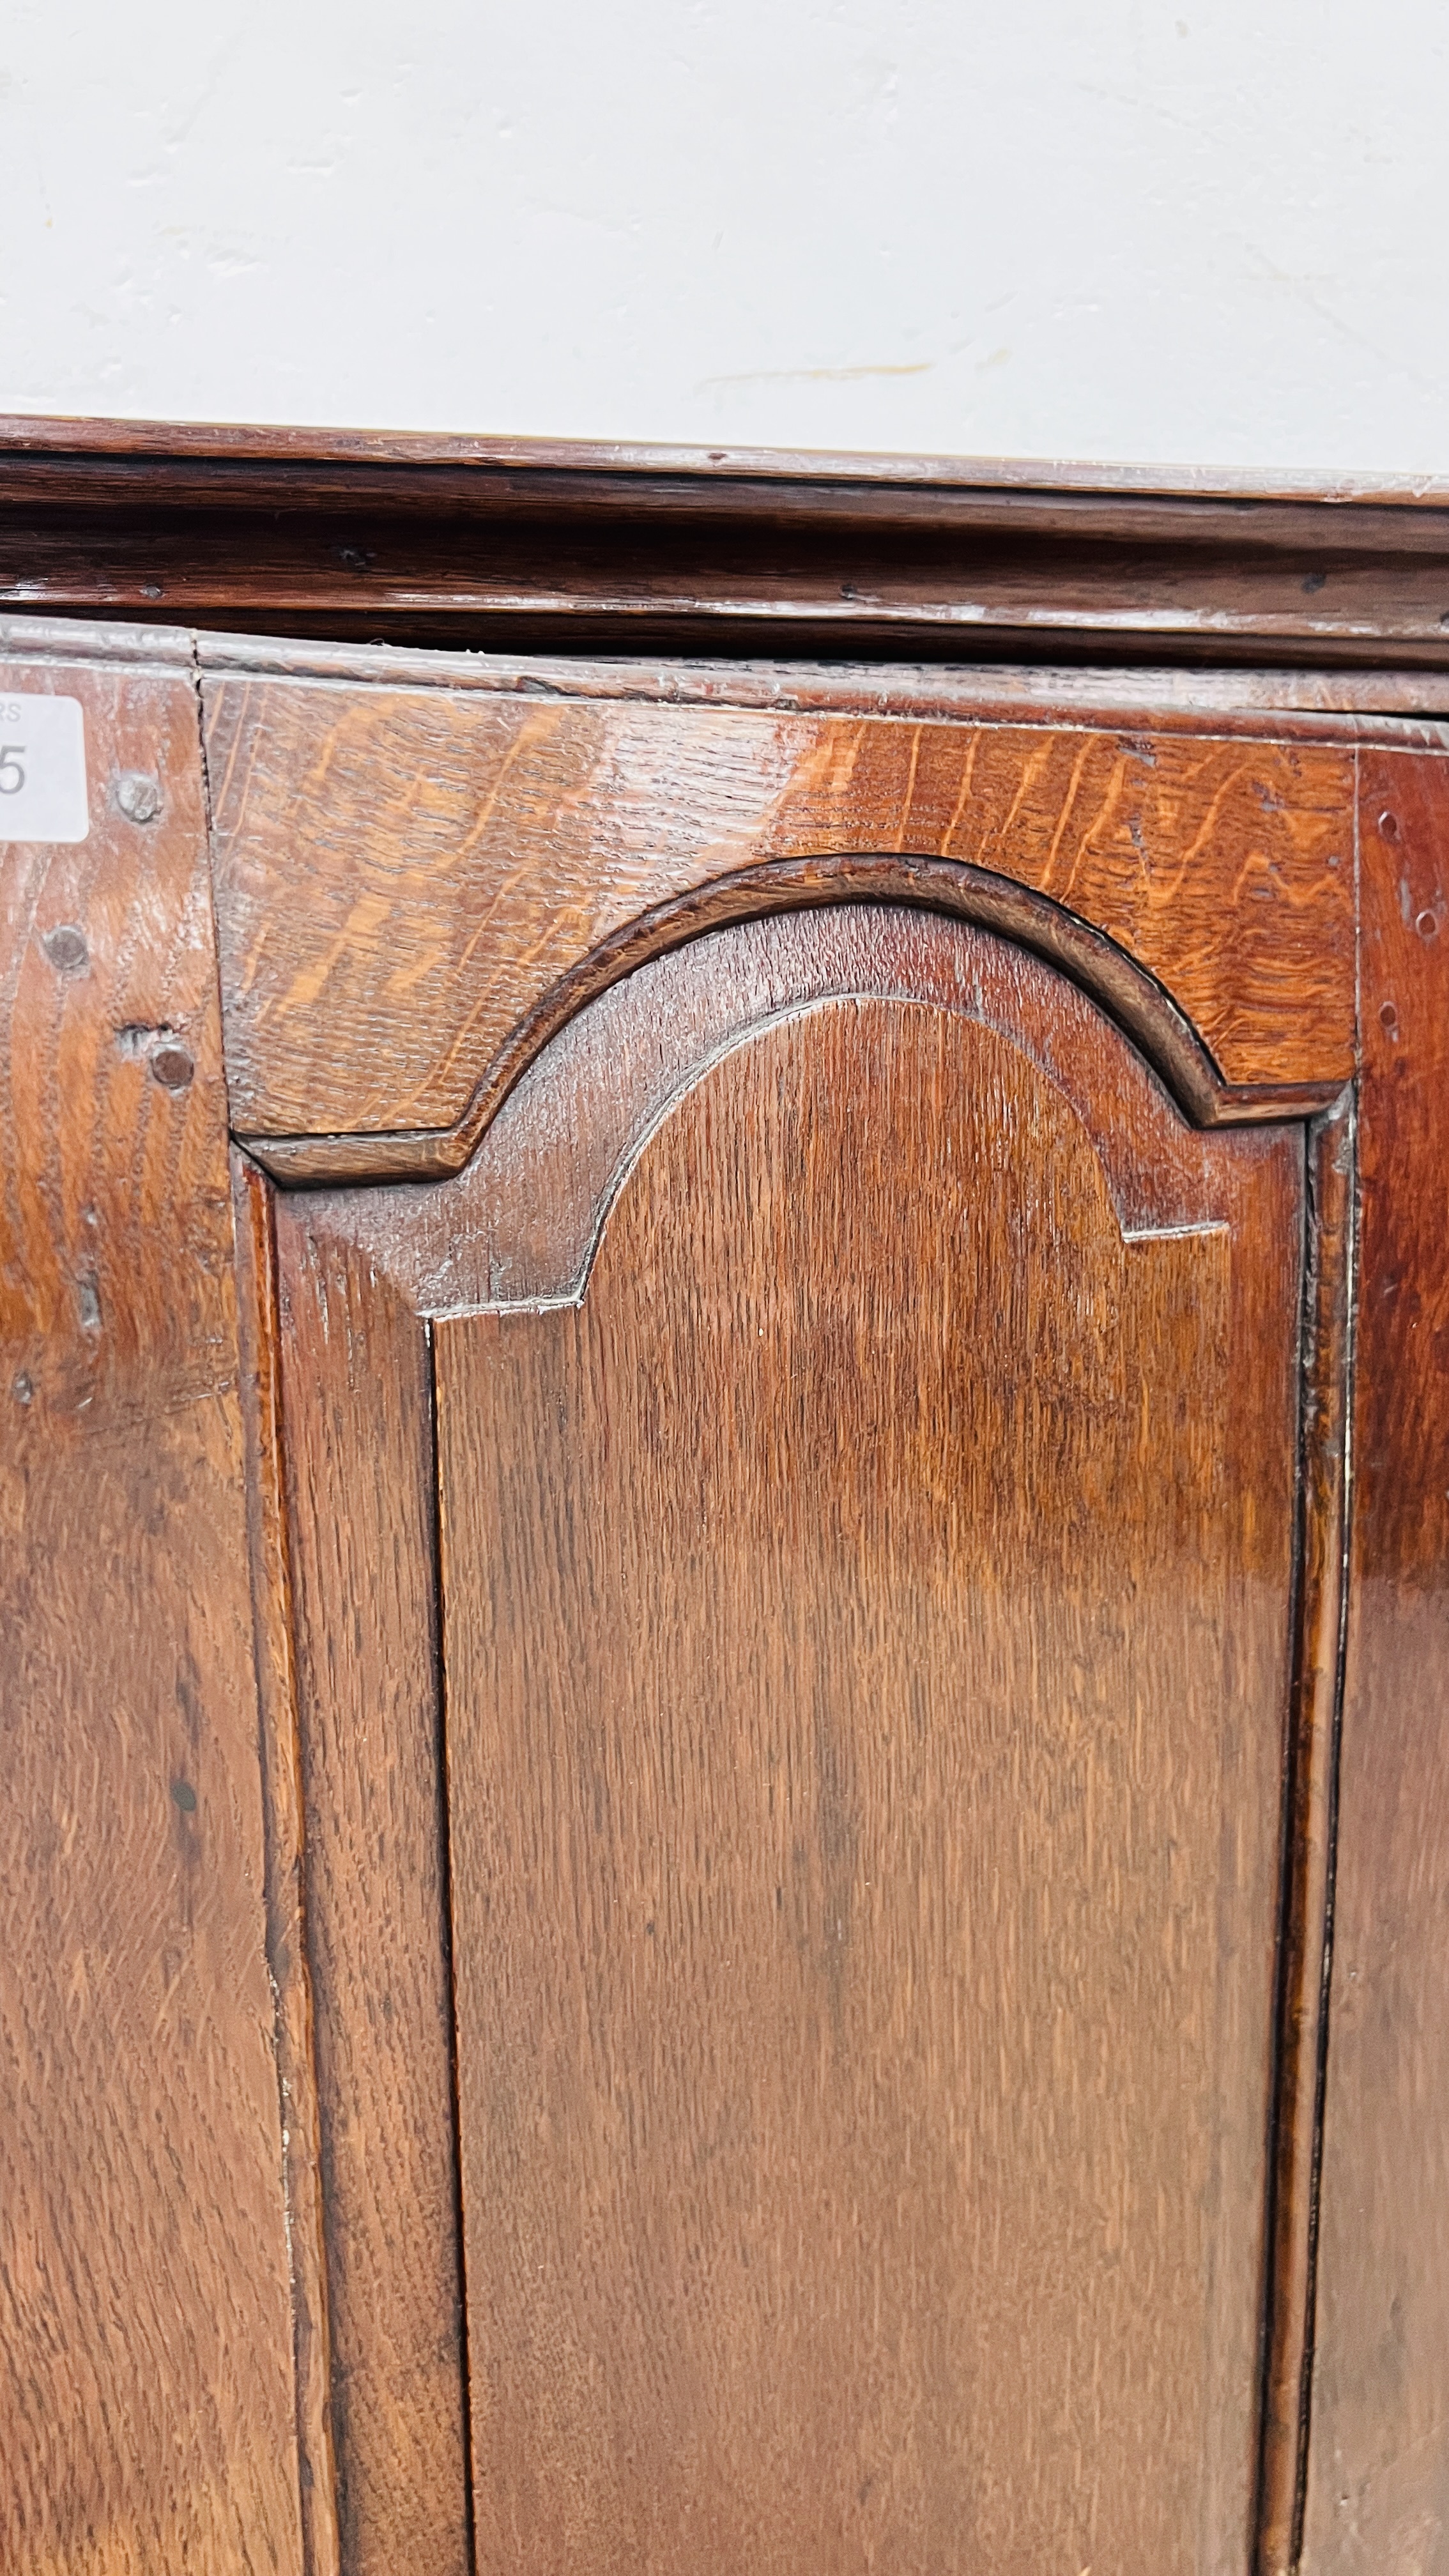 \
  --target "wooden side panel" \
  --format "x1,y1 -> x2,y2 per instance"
429,932 -> 1306,2575
272,1216 -> 472,2576
1304,756 -> 1449,2575
0,657 -> 302,2573
204,680 -> 1354,1146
